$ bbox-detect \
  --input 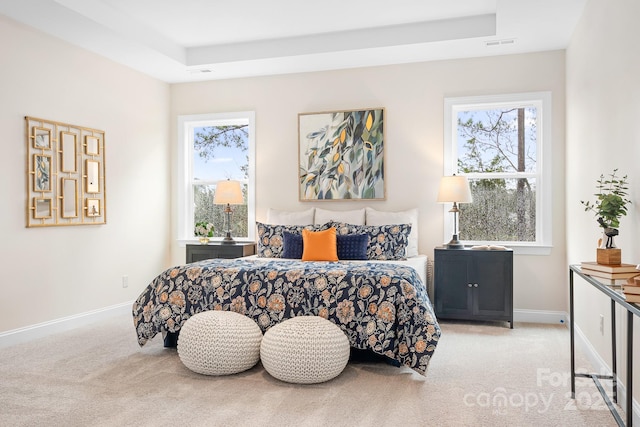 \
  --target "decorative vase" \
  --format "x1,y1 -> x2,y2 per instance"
198,237 -> 209,244
597,230 -> 621,265
599,231 -> 617,249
